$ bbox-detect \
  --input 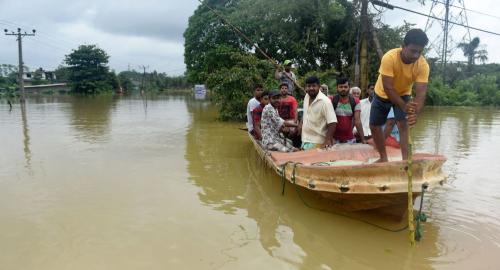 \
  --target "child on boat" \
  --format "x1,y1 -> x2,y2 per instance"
261,90 -> 299,152
251,91 -> 270,140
